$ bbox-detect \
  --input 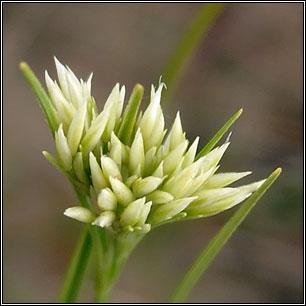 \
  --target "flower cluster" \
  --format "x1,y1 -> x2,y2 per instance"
44,58 -> 264,234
